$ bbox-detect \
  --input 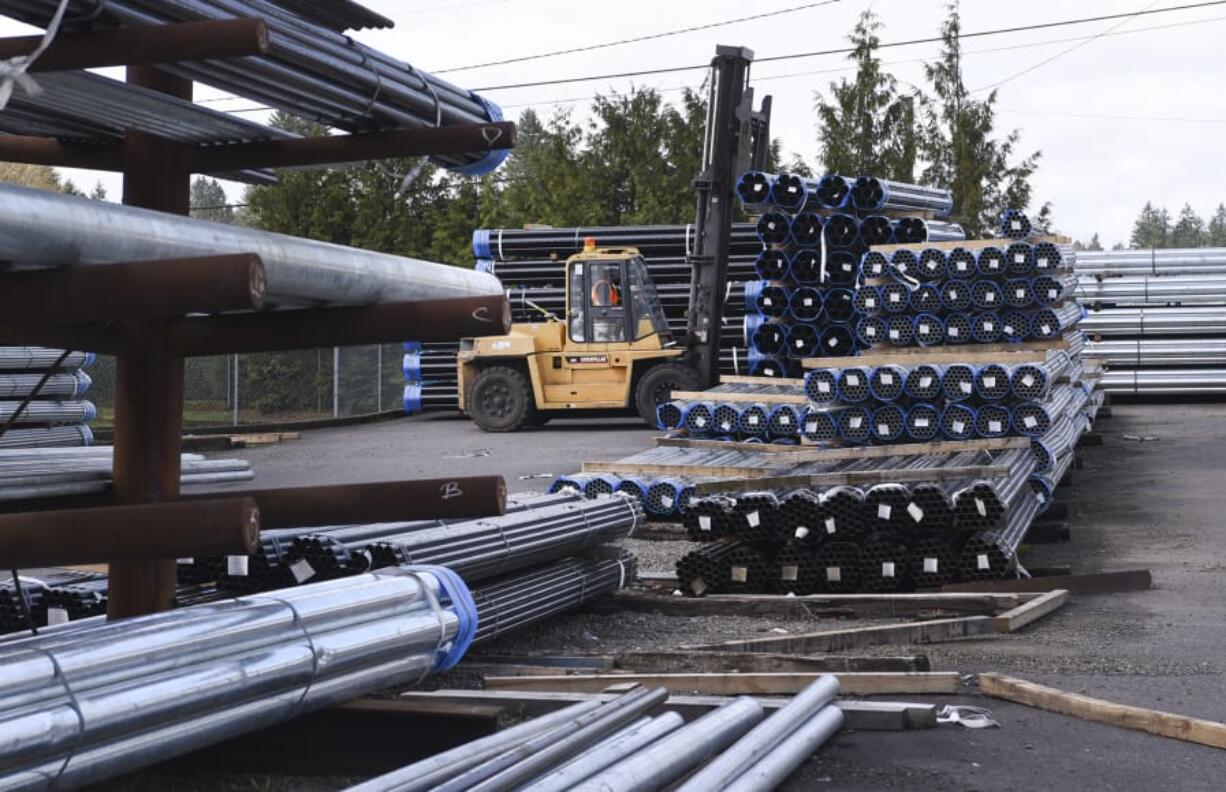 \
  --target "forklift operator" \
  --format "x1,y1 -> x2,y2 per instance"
590,269 -> 622,307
